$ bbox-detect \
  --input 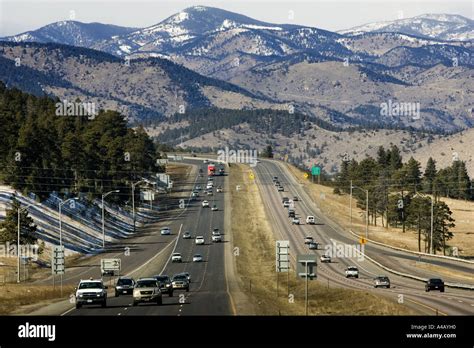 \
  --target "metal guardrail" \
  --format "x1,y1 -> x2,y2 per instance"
352,244 -> 474,290
348,229 -> 474,265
